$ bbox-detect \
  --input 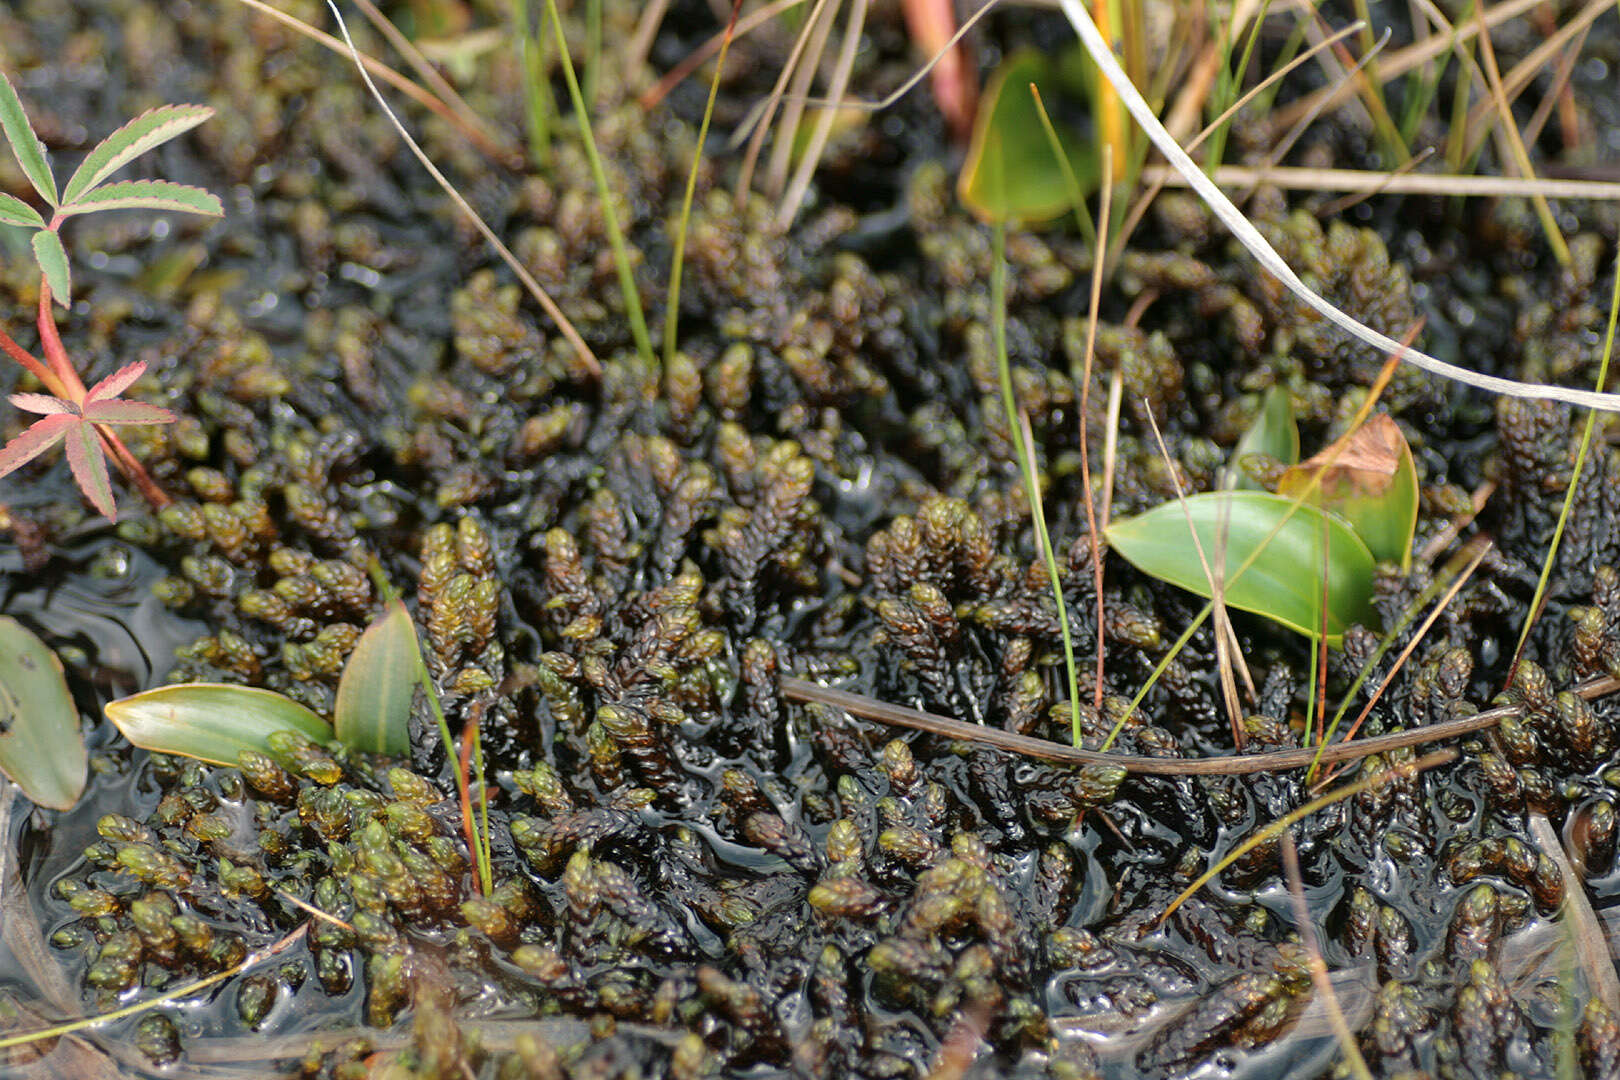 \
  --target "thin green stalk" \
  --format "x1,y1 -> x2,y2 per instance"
665,1 -> 743,368
514,0 -> 554,167
992,223 -> 1082,744
1160,749 -> 1453,923
1443,0 -> 1478,172
1029,84 -> 1096,246
1508,246 -> 1620,677
1203,0 -> 1273,172
543,0 -> 655,367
